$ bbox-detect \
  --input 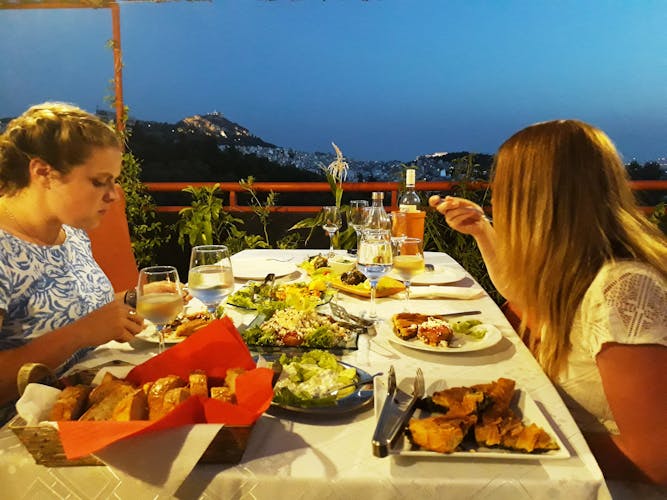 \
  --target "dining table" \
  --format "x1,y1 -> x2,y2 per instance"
0,248 -> 611,500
